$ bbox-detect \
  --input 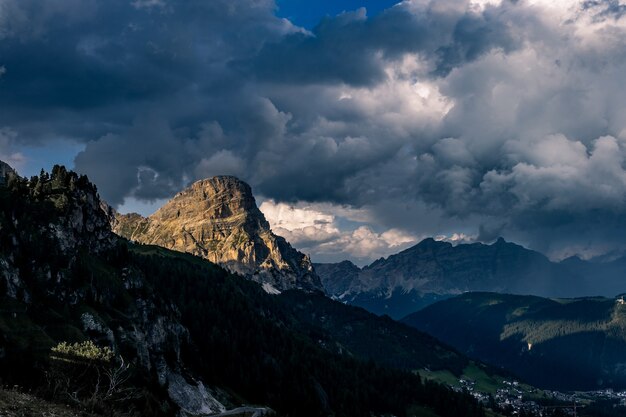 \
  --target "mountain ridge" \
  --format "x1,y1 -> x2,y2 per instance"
316,237 -> 594,319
